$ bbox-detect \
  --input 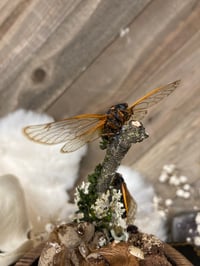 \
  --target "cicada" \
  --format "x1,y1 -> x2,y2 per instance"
23,80 -> 180,152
